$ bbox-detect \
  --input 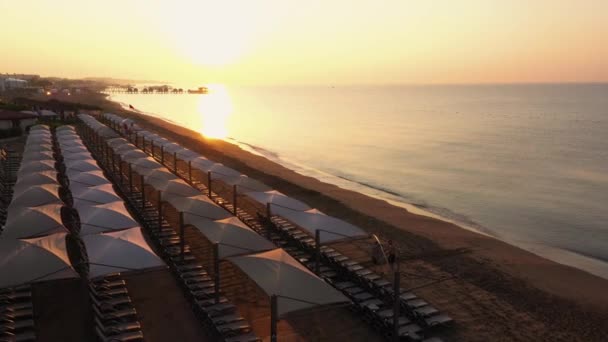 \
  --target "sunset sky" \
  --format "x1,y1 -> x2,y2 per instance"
1,0 -> 606,85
